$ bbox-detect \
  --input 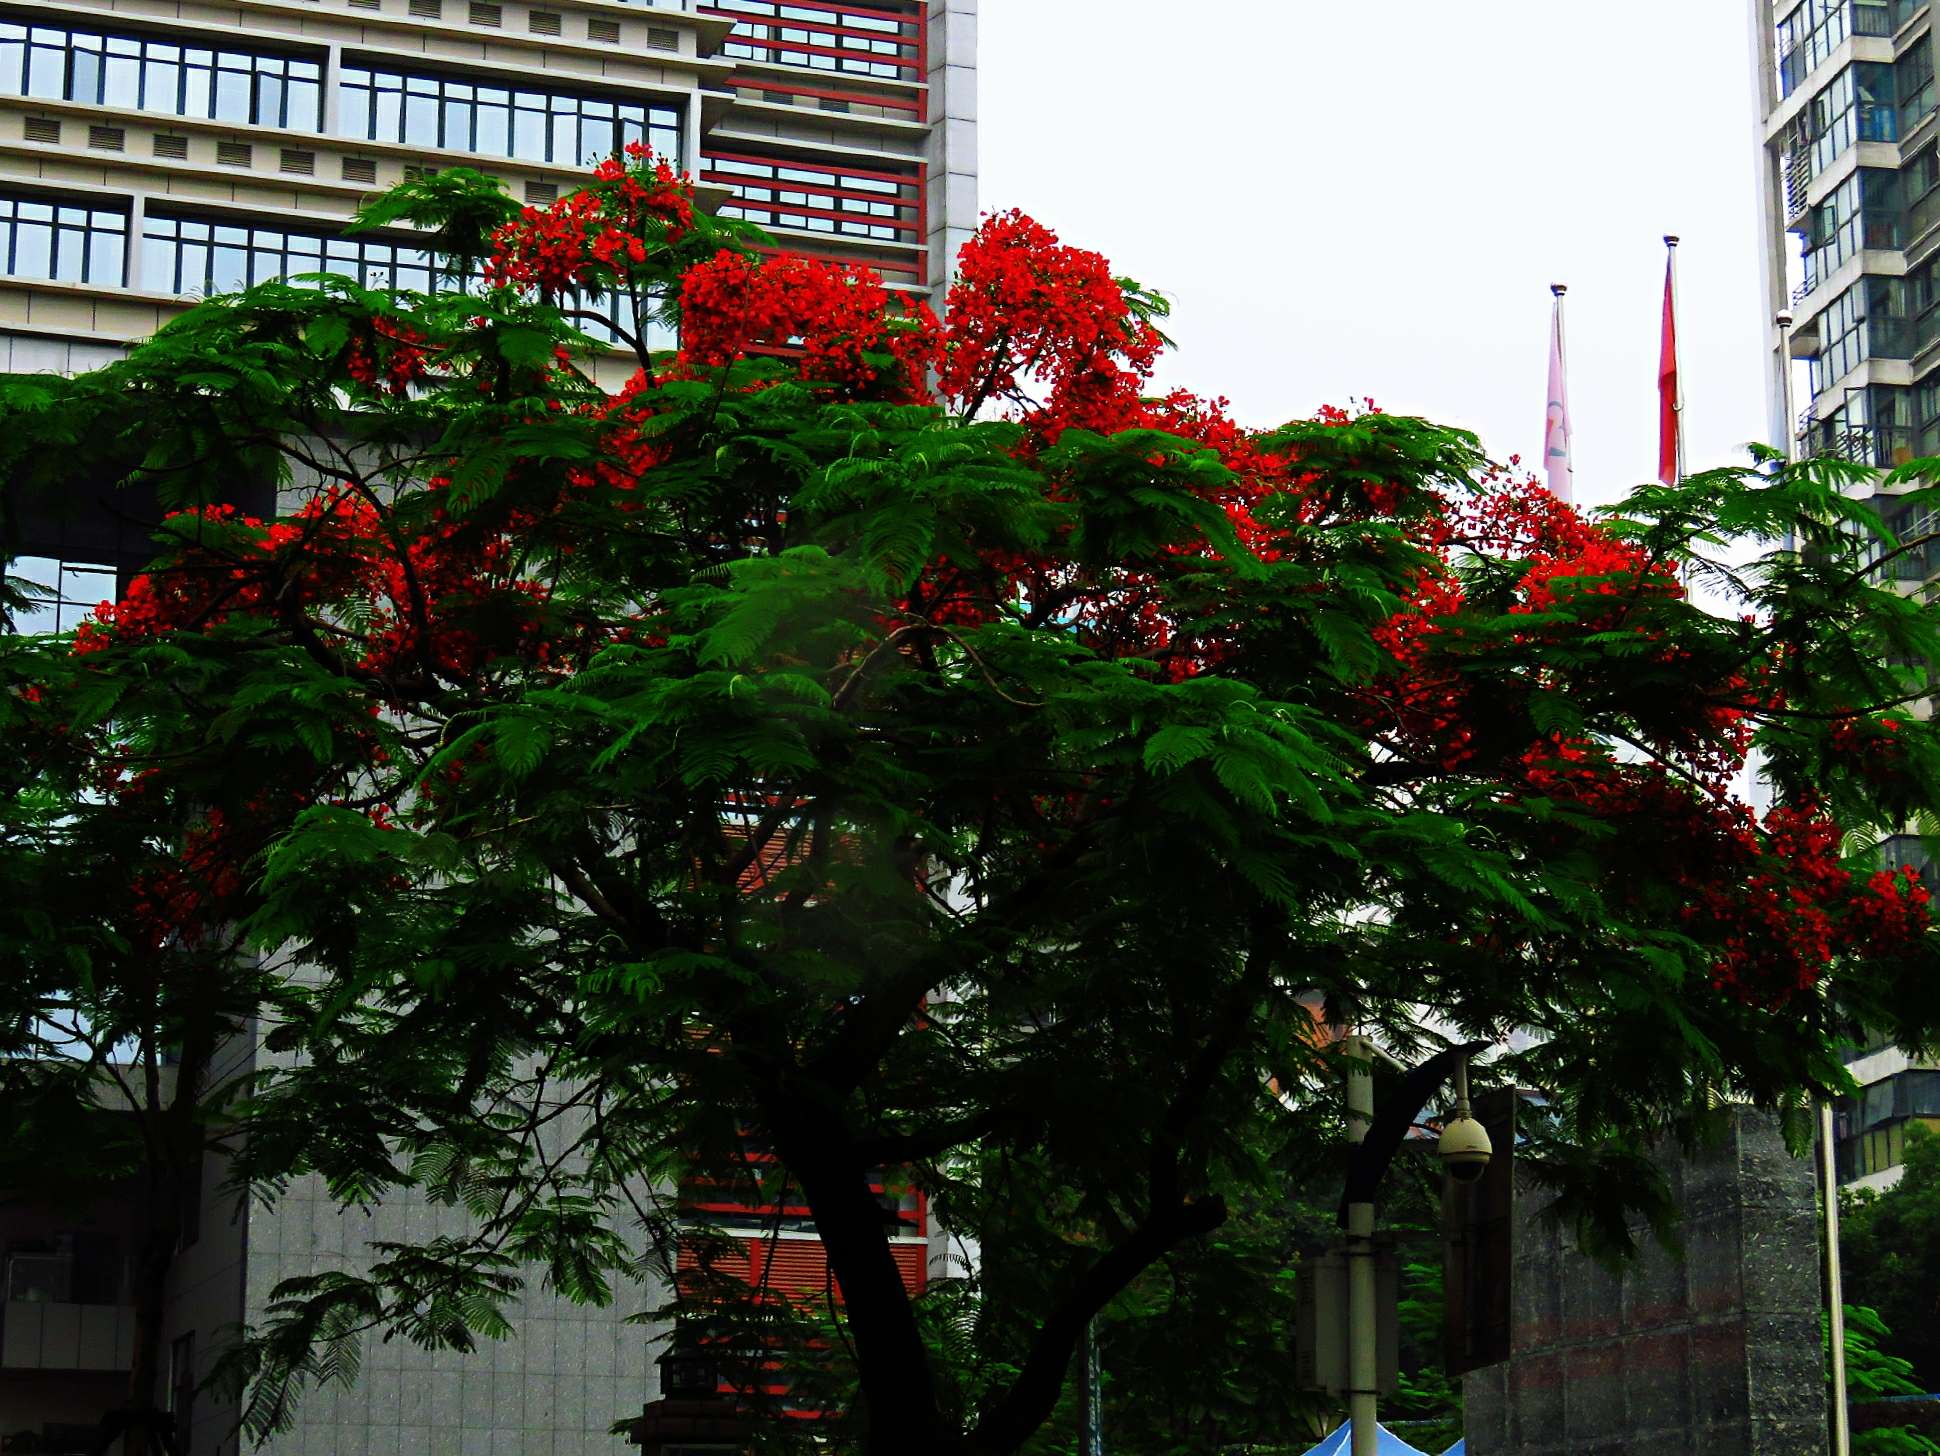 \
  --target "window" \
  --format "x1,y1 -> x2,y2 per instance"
0,192 -> 126,286
679,1144 -> 920,1237
143,212 -> 450,296
1809,379 -> 1913,464
1805,168 -> 1901,290
1909,143 -> 1940,242
704,150 -> 919,242
1808,279 -> 1870,393
1780,1 -> 1855,96
1866,380 -> 1917,464
1916,368 -> 1940,455
141,211 -> 673,351
1900,32 -> 1934,133
1811,277 -> 1912,395
169,1332 -> 195,1451
338,65 -> 682,168
1,1234 -> 122,1303
5,555 -> 117,633
0,20 -> 322,128
1857,1120 -> 1906,1175
1856,0 -> 1895,34
1880,834 -> 1937,888
715,0 -> 920,81
1809,63 -> 1900,177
